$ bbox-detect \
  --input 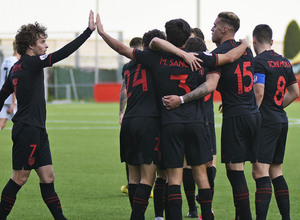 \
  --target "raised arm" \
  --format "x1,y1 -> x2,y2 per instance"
150,37 -> 202,71
96,13 -> 133,59
282,83 -> 299,108
217,39 -> 250,65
